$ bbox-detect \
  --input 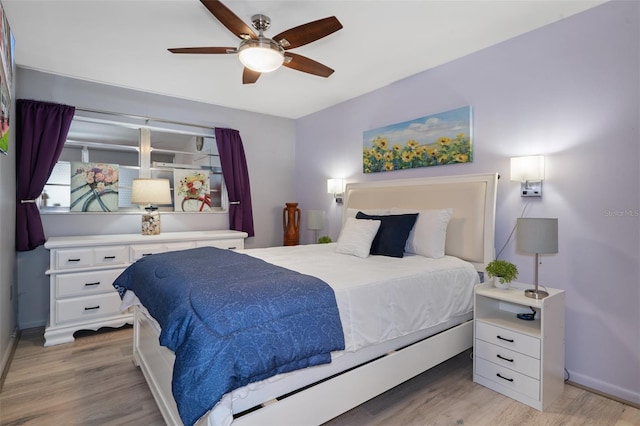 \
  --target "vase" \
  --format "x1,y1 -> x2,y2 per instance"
283,202 -> 301,246
493,276 -> 510,290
